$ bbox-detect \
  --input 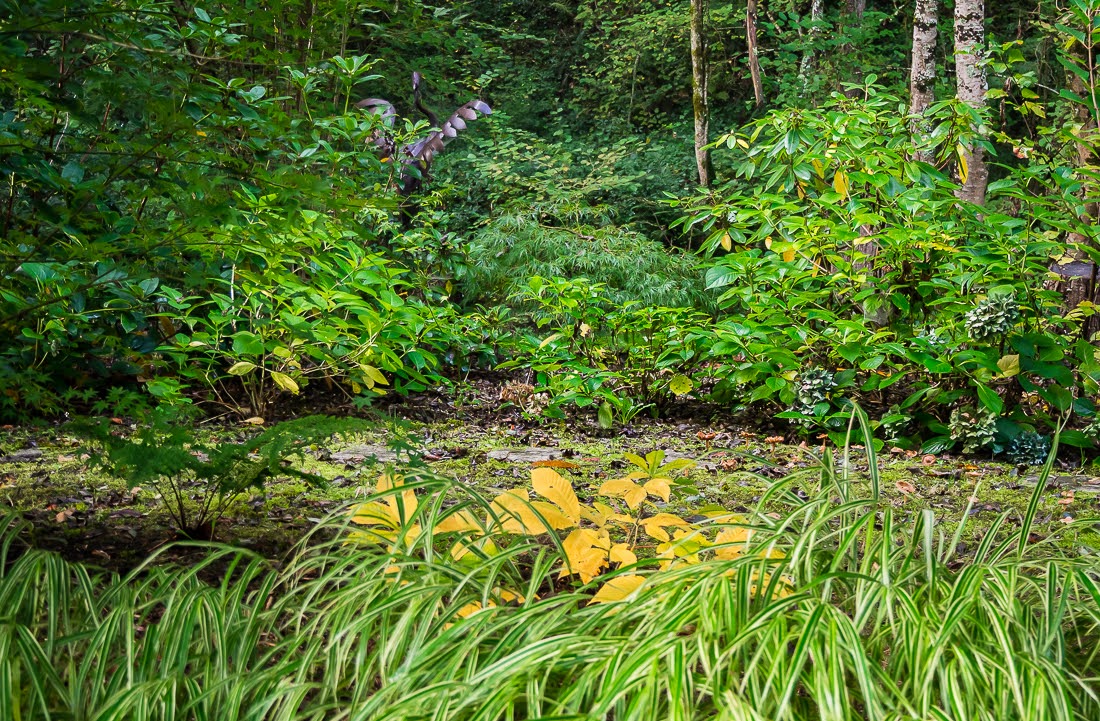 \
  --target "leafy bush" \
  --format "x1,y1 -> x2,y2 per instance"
669,87 -> 1100,452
